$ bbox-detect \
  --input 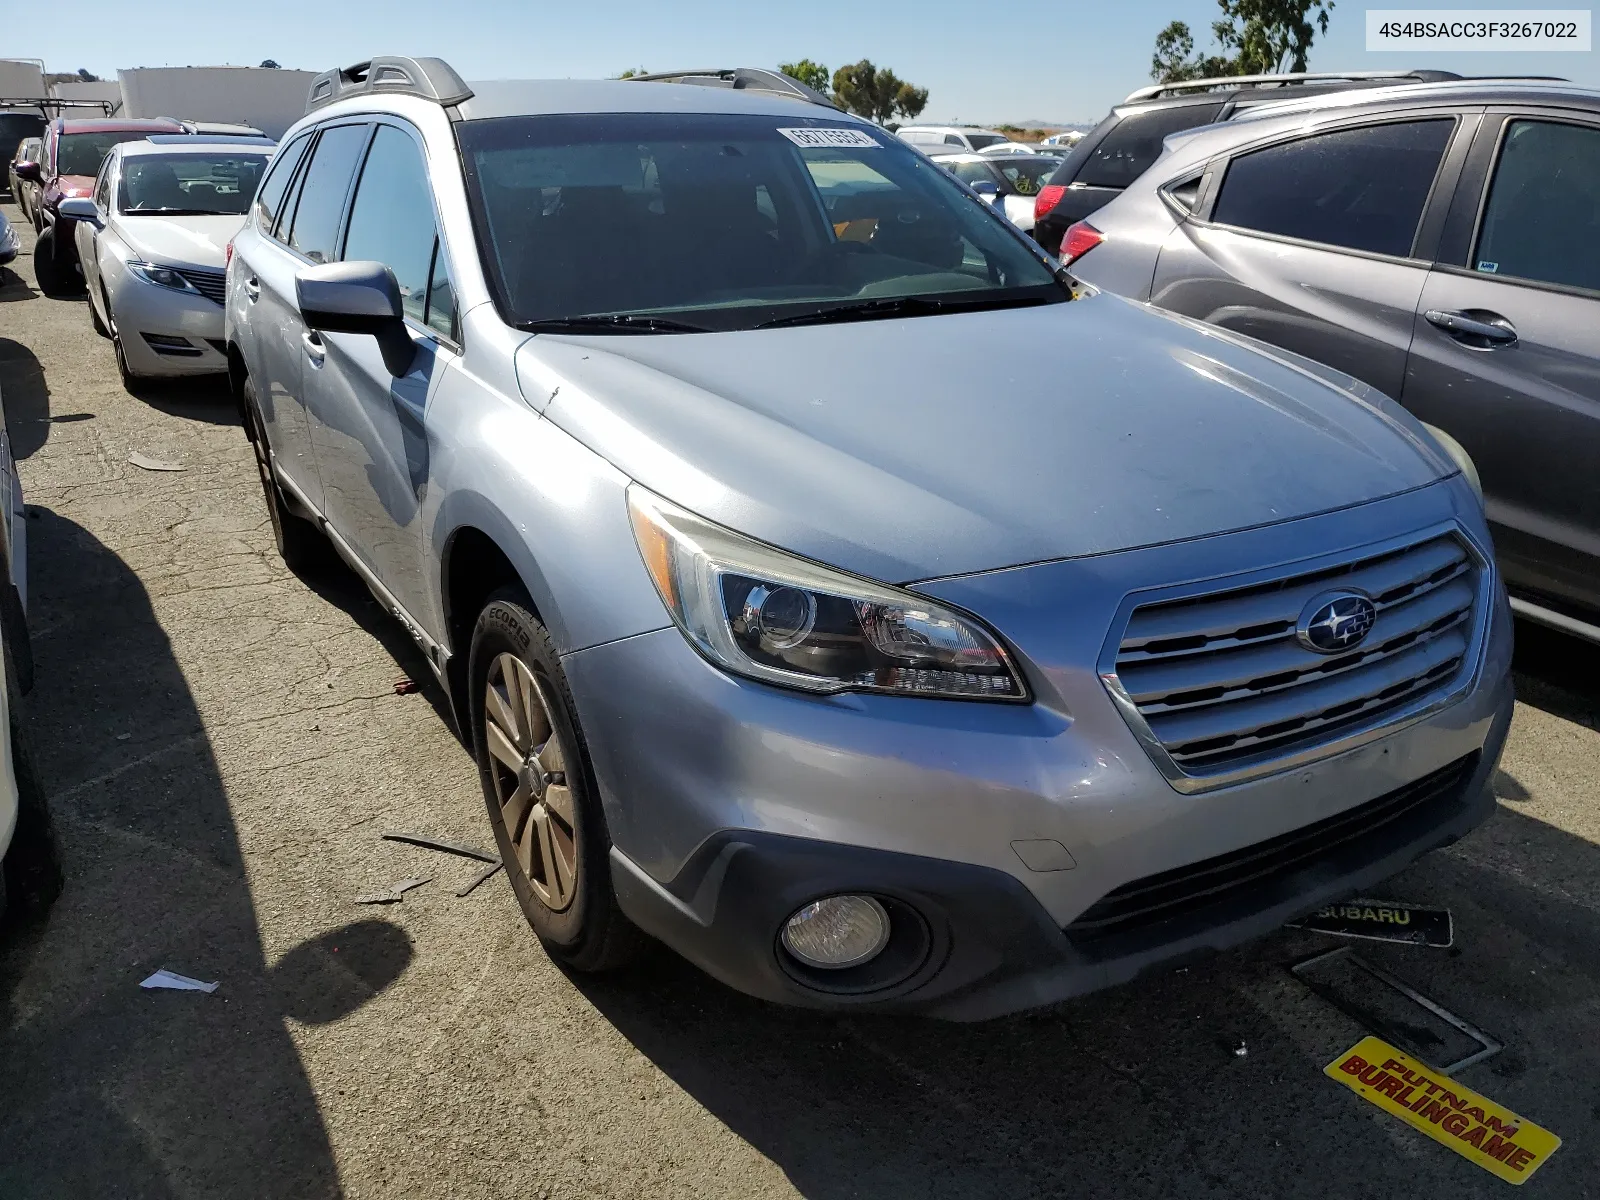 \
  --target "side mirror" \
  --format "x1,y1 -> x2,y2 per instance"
57,197 -> 99,223
296,260 -> 415,377
969,179 -> 999,198
13,161 -> 40,182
